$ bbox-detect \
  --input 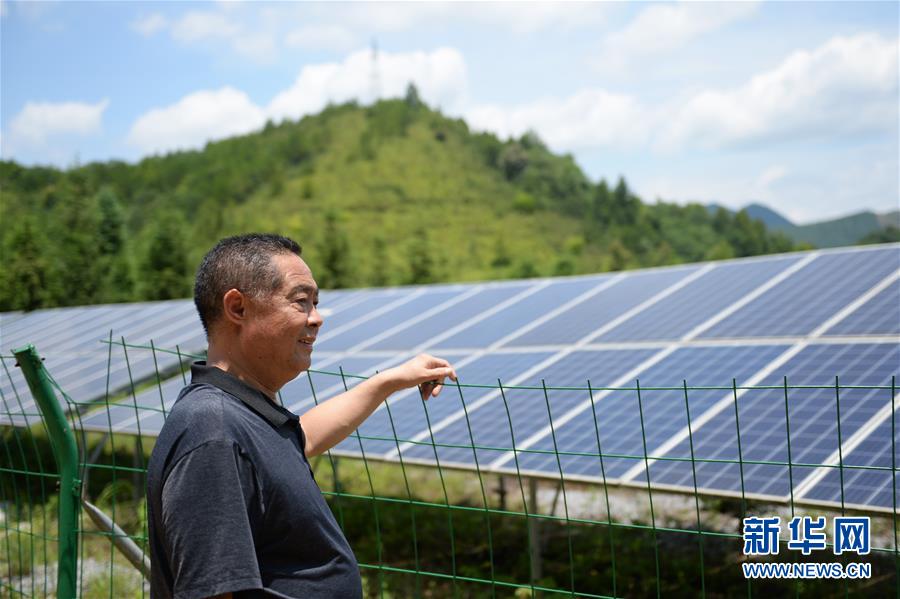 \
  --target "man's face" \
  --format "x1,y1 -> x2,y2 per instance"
242,253 -> 323,390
